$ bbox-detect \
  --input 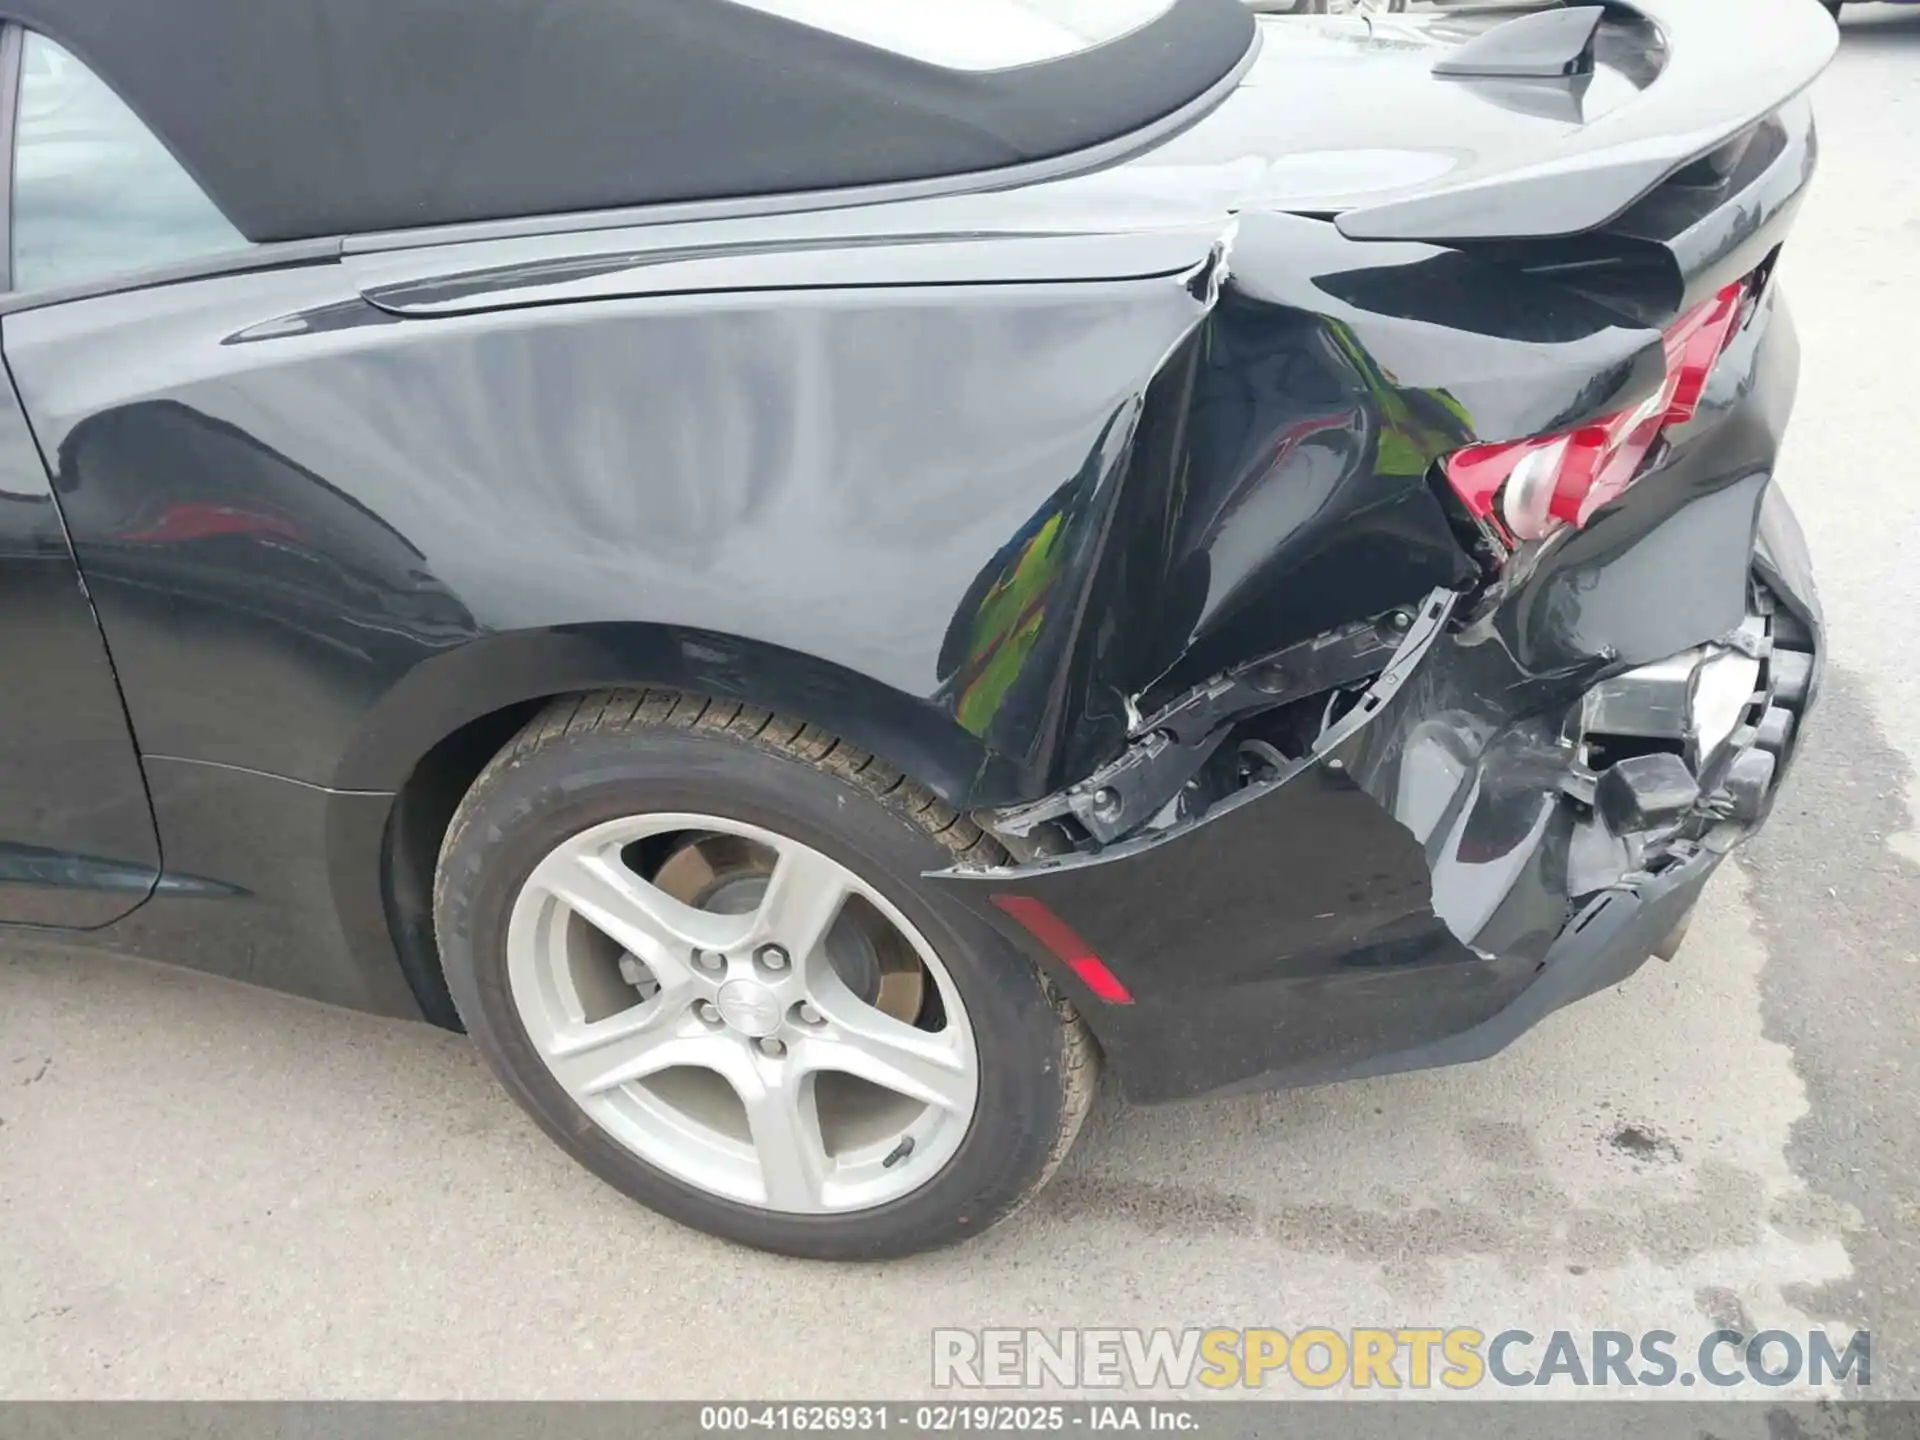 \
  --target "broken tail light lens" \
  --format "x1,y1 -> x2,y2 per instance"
1442,279 -> 1749,544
